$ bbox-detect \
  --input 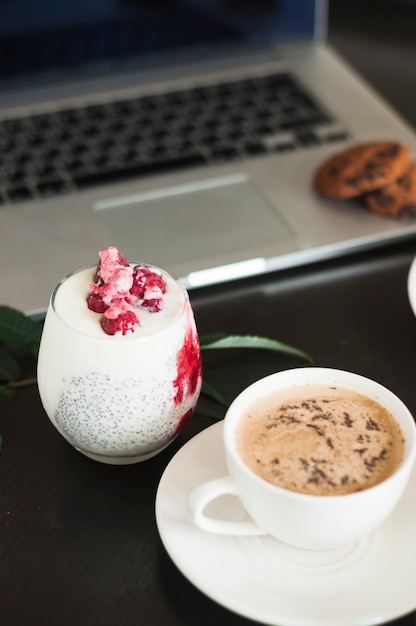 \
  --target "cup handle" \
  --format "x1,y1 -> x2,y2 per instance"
188,475 -> 267,536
